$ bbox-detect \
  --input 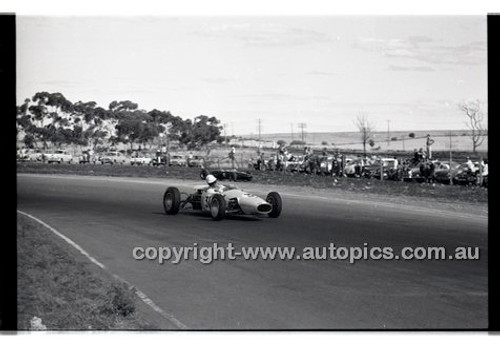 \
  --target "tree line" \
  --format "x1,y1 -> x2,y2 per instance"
16,91 -> 224,151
